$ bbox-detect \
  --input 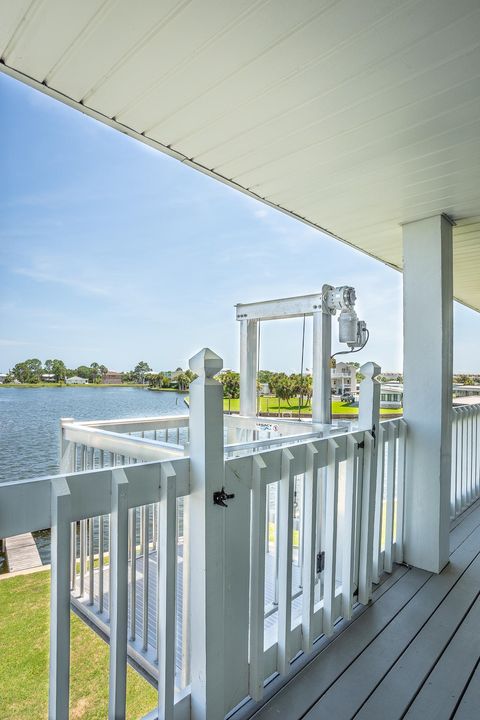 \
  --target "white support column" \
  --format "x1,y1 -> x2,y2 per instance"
403,214 -> 453,573
239,319 -> 258,417
312,308 -> 331,424
188,348 -> 226,720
